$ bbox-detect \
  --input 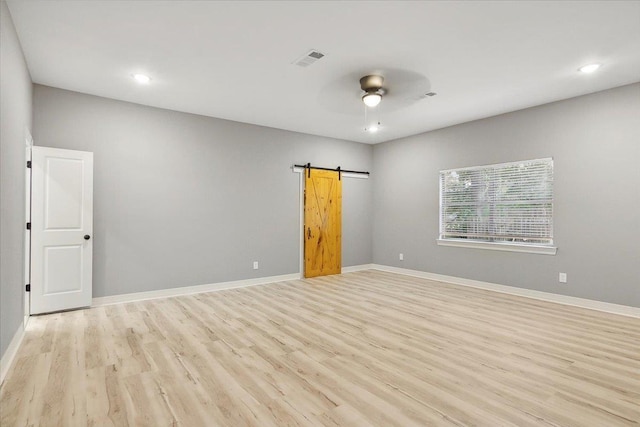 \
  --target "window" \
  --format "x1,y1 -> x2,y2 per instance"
439,158 -> 555,254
